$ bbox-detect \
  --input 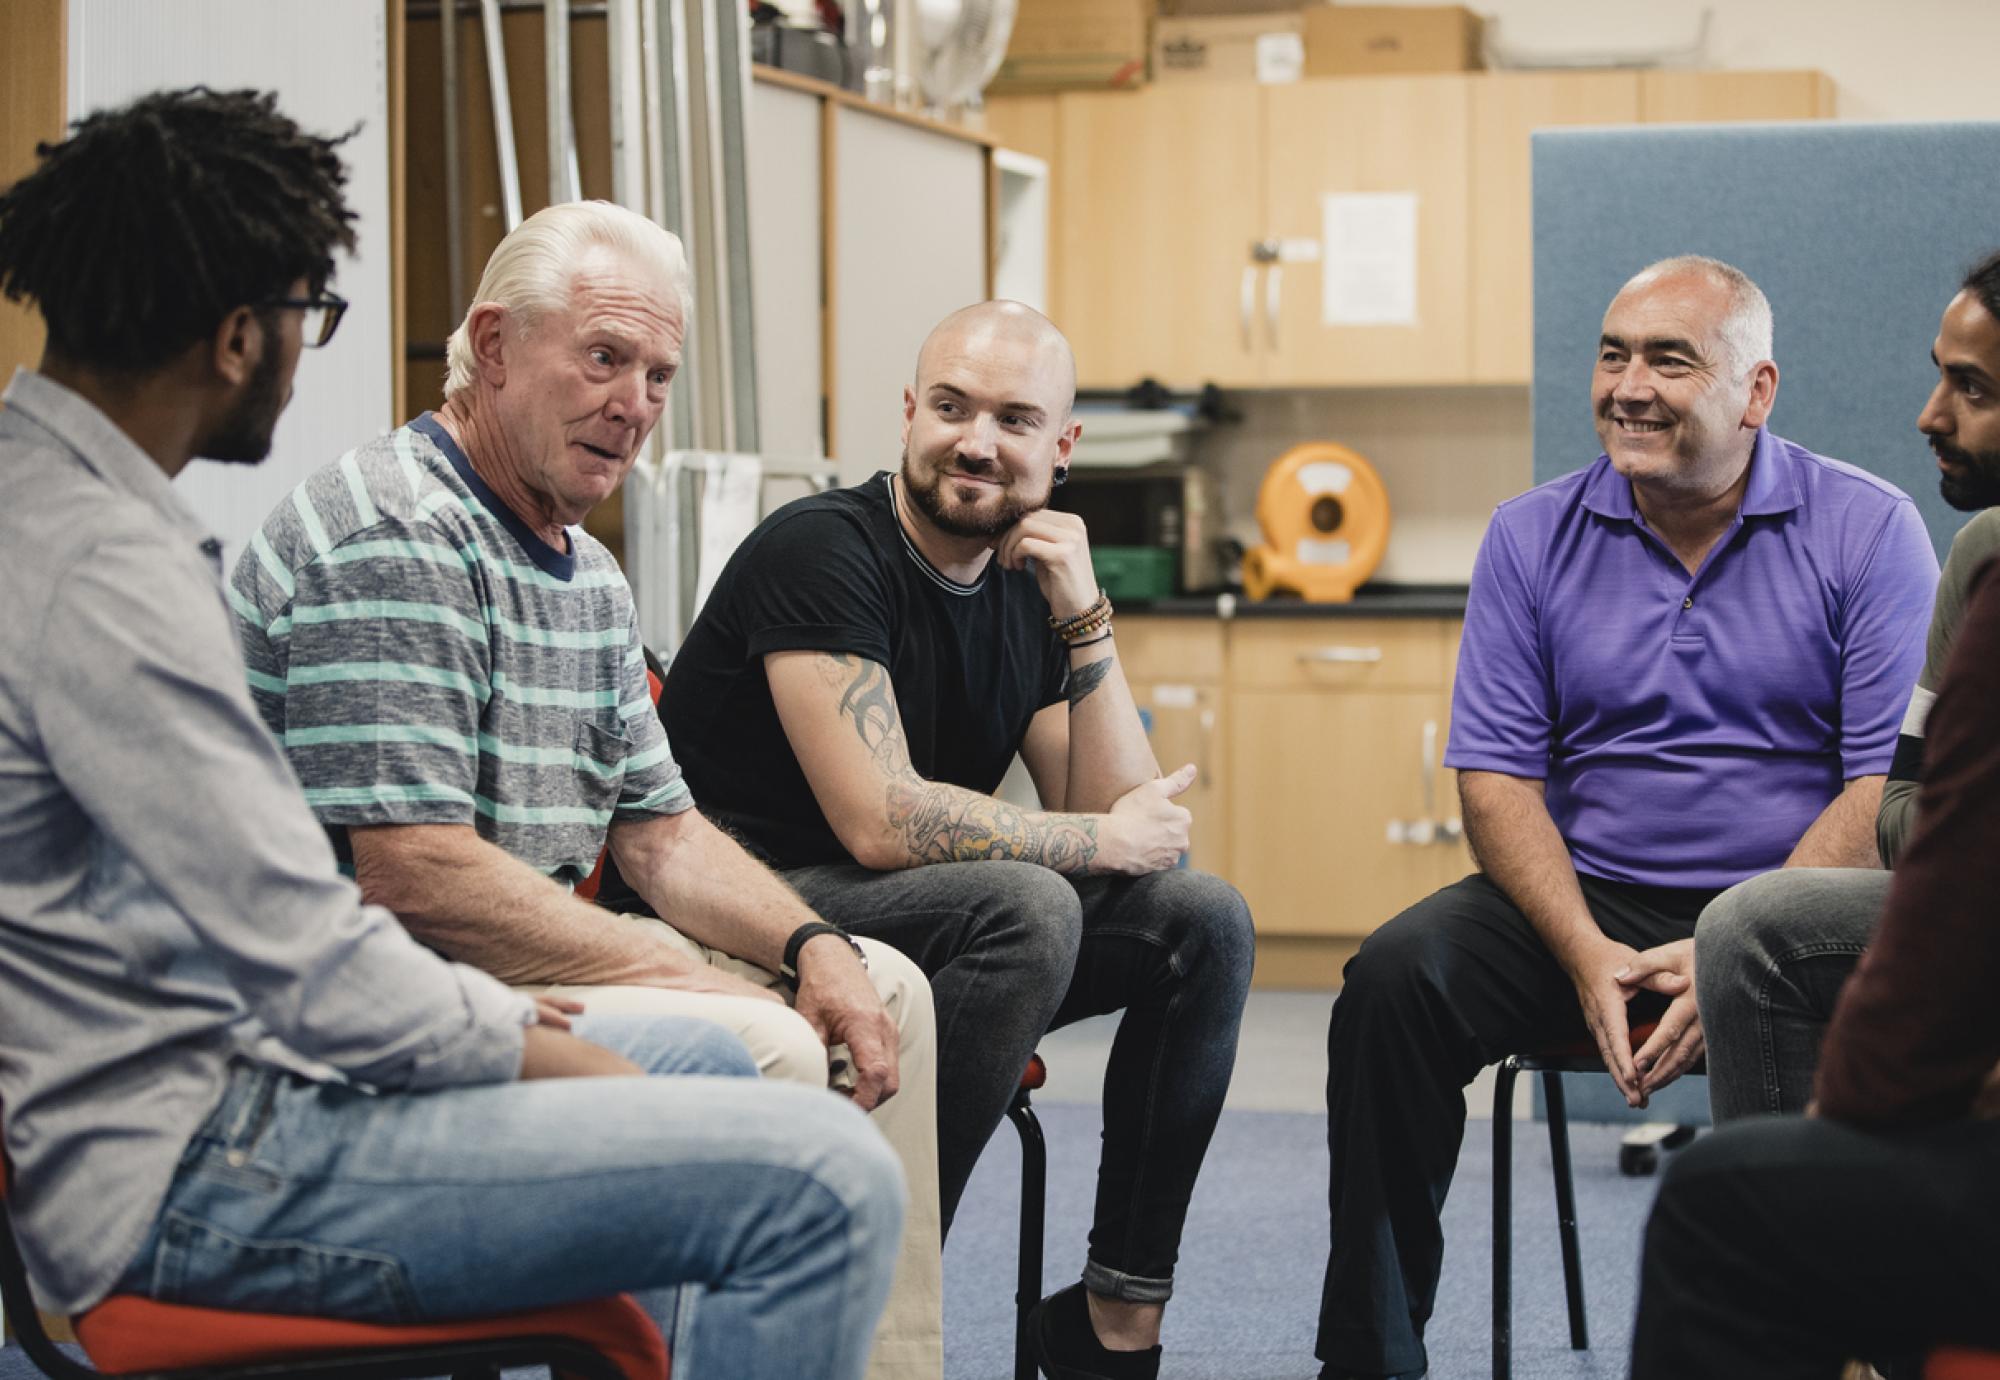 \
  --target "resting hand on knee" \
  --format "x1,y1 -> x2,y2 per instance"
793,936 -> 901,1111
1618,938 -> 1704,1099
